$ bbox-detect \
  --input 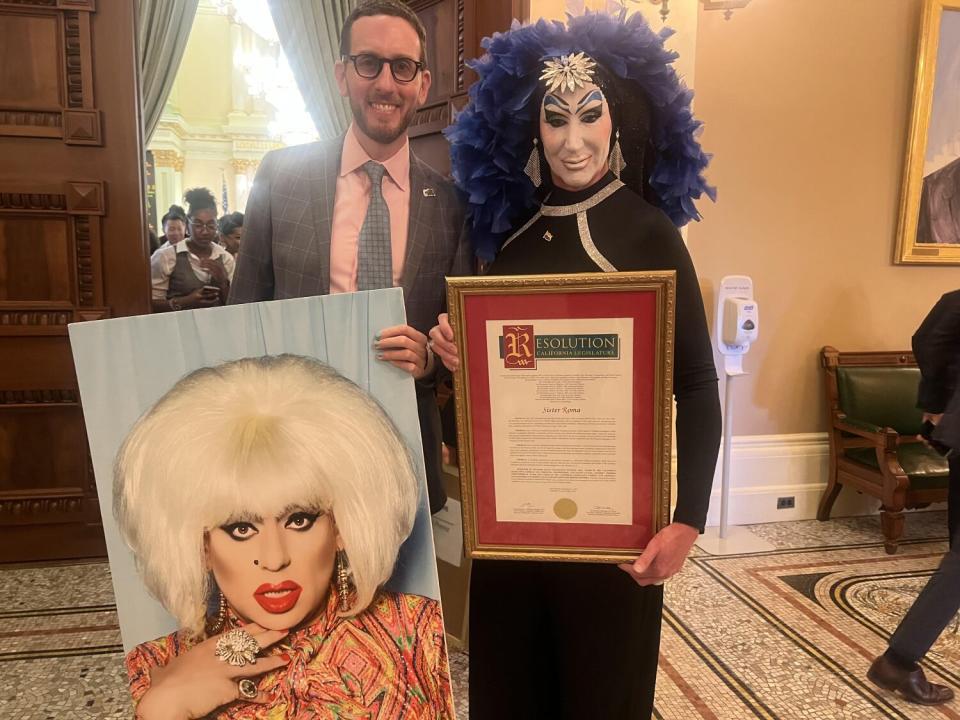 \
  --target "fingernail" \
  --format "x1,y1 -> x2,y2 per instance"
374,332 -> 381,340
280,652 -> 291,662
376,353 -> 383,360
